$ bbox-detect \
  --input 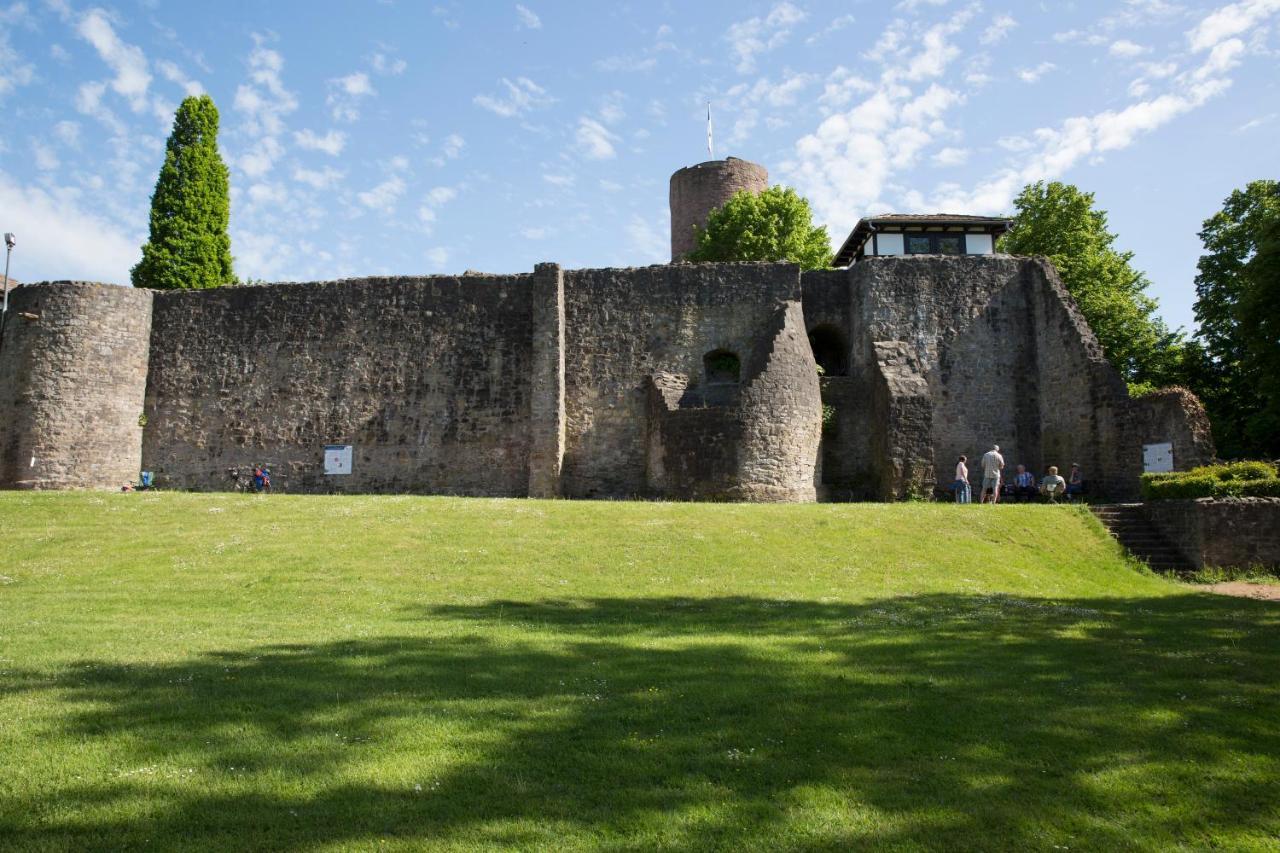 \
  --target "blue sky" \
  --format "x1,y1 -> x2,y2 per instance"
2,0 -> 1277,332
